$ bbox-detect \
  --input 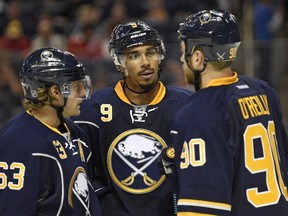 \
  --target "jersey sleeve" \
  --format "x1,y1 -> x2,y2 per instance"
71,102 -> 110,196
0,148 -> 64,215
